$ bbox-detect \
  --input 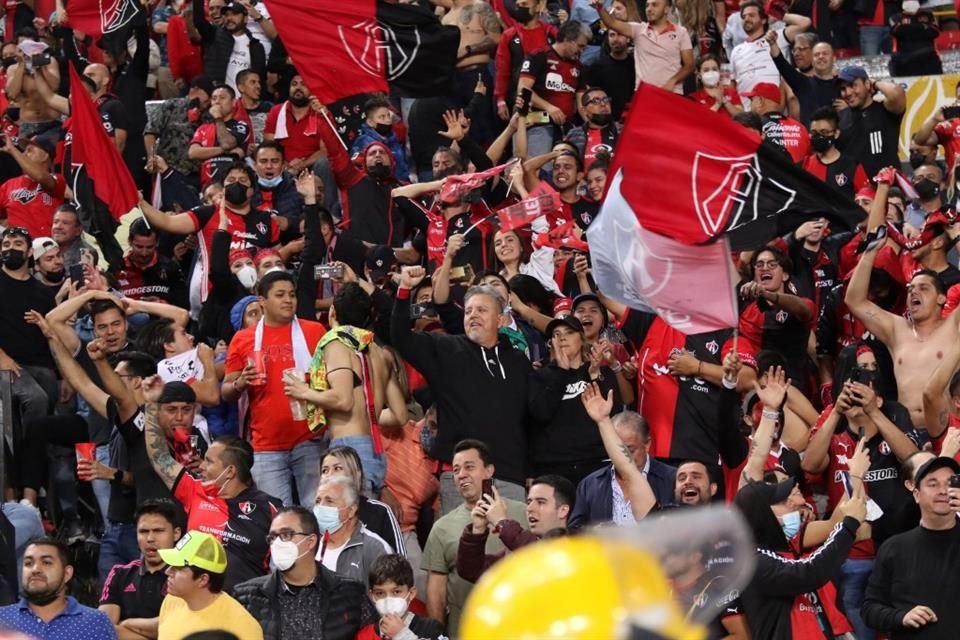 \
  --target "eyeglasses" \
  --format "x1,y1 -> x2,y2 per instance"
585,96 -> 611,106
754,260 -> 780,269
266,530 -> 310,544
